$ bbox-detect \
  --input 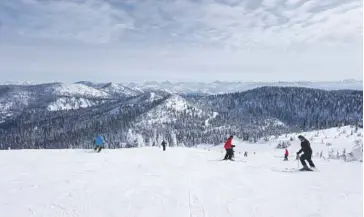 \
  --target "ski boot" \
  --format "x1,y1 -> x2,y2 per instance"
299,166 -> 313,171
